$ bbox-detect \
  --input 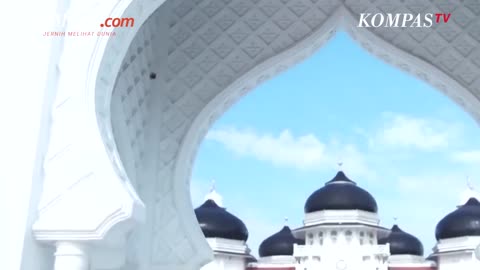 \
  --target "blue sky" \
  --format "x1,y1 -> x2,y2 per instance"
190,31 -> 480,257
